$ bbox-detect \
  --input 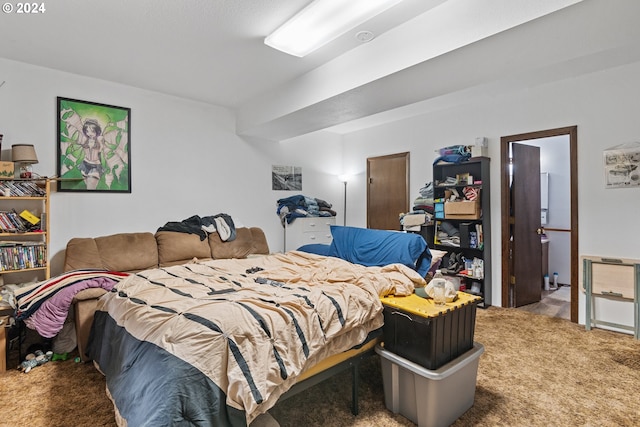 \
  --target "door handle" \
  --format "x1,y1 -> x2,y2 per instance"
536,228 -> 545,235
